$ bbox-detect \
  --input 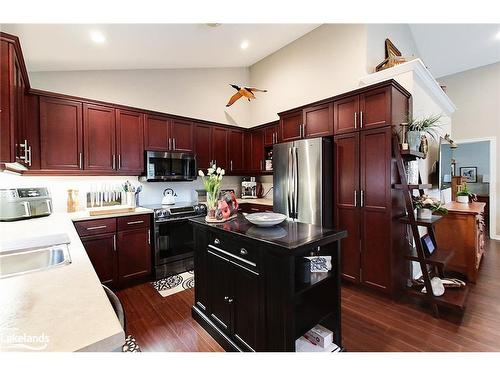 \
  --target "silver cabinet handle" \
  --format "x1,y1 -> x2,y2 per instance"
230,160 -> 233,171
173,138 -> 176,150
27,145 -> 32,166
354,190 -> 357,207
87,225 -> 107,230
240,248 -> 248,255
360,190 -> 364,207
147,229 -> 150,245
127,220 -> 144,225
214,238 -> 220,245
354,112 -> 358,129
79,152 -> 83,169
113,234 -> 116,252
302,123 -> 306,138
112,154 -> 116,170
118,154 -> 121,170
168,138 -> 172,150
360,111 -> 364,128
